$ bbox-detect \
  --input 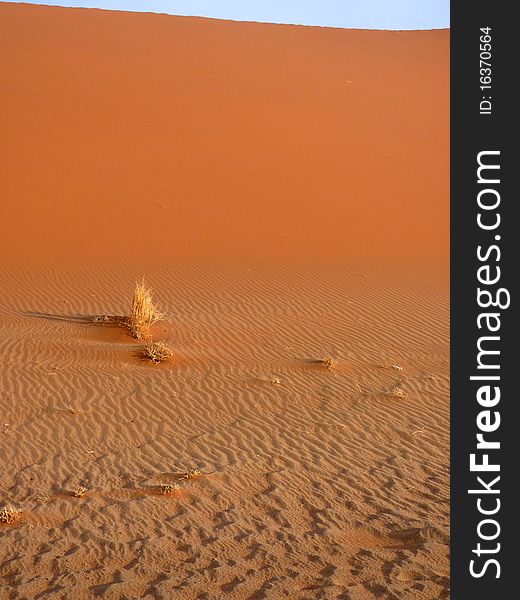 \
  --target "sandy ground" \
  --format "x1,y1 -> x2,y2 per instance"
1,3 -> 449,599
